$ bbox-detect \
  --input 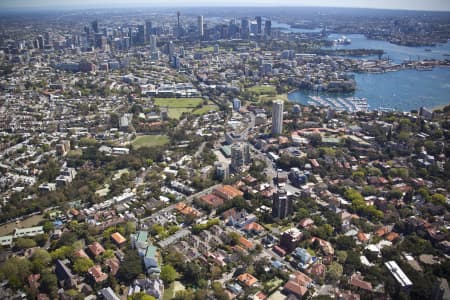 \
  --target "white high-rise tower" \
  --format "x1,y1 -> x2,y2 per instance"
272,100 -> 284,136
198,16 -> 204,38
